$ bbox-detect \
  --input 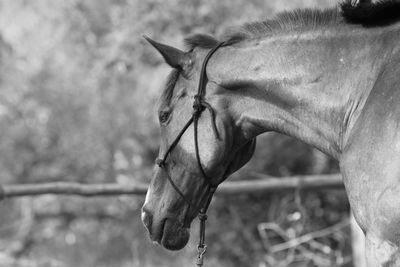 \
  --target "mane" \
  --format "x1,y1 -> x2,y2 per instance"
341,0 -> 400,26
184,0 -> 400,49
